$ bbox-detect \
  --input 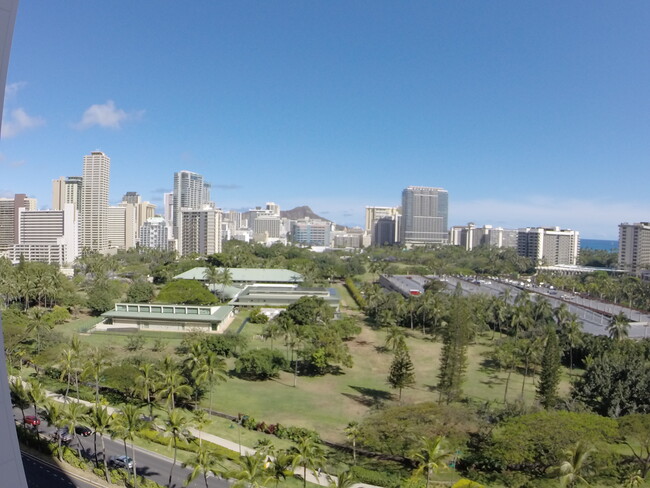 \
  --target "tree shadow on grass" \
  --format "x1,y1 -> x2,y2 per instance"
343,385 -> 393,408
478,358 -> 507,388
